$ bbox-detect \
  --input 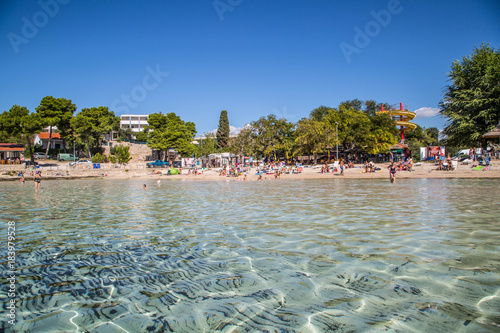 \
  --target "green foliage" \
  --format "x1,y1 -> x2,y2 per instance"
110,145 -> 132,164
118,128 -> 134,141
231,127 -> 255,157
72,106 -> 117,157
36,96 -> 77,153
216,110 -> 230,148
146,112 -> 196,158
439,43 -> 500,147
249,115 -> 296,159
92,153 -> 106,163
296,106 -> 397,158
0,105 -> 43,161
295,117 -> 335,159
134,129 -> 149,142
195,132 -> 218,157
